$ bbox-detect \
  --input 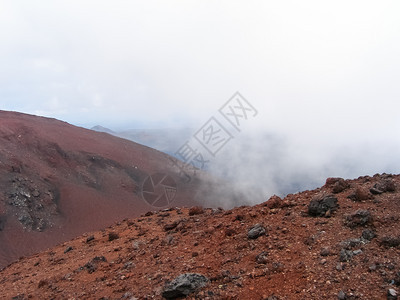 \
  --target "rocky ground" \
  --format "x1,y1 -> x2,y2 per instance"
1,173 -> 399,299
